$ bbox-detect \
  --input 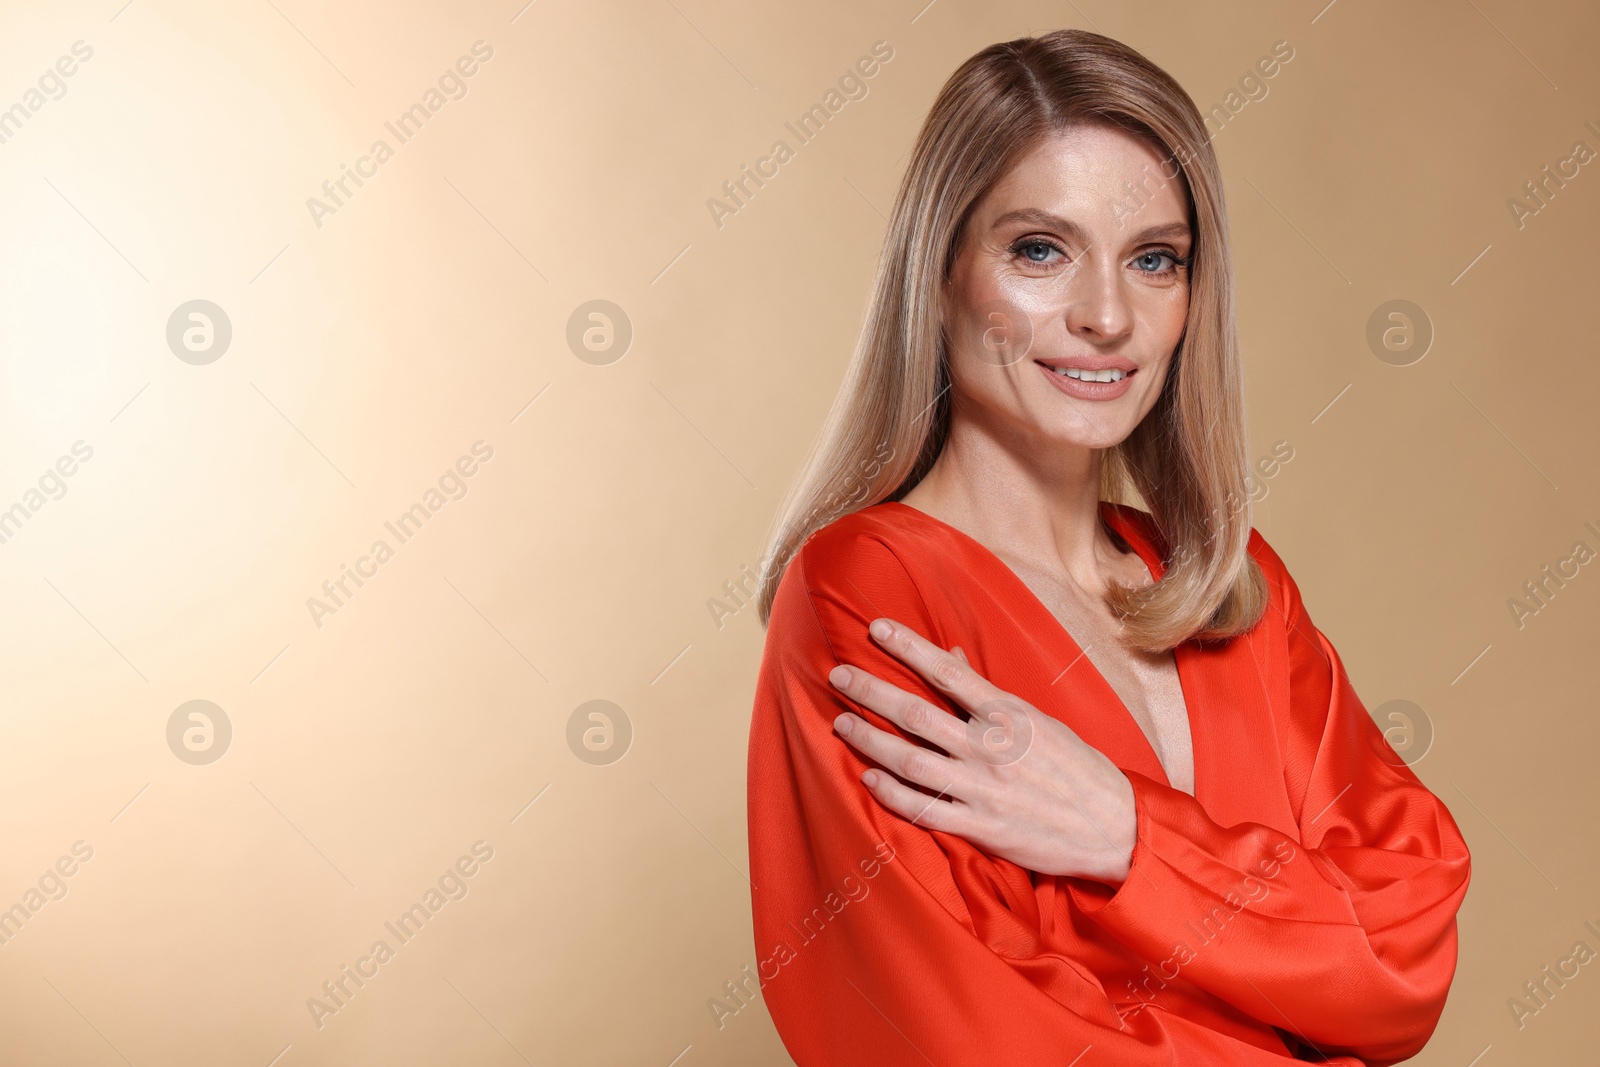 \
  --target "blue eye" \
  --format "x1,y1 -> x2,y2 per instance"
1133,250 -> 1186,274
1018,240 -> 1059,262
